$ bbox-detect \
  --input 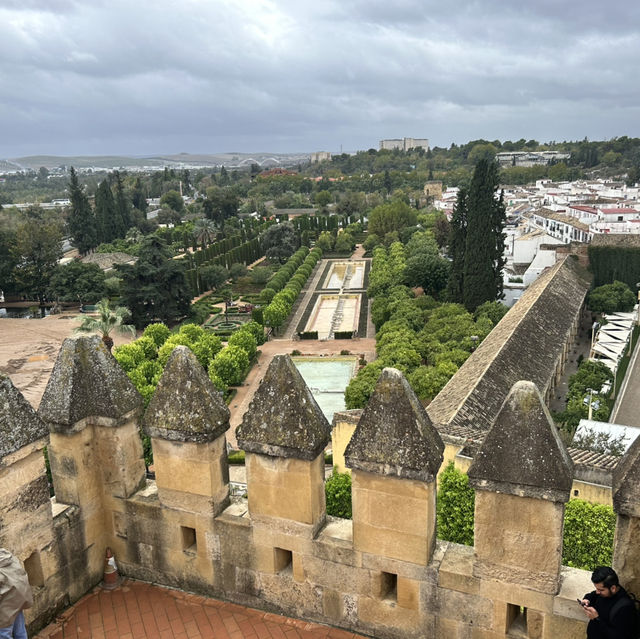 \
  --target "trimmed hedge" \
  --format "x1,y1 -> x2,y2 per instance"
299,331 -> 319,340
